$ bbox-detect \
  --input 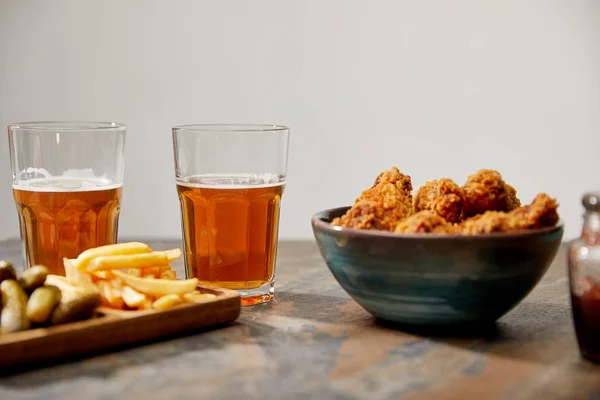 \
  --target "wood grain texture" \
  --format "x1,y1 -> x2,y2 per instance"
0,238 -> 598,400
0,286 -> 240,371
